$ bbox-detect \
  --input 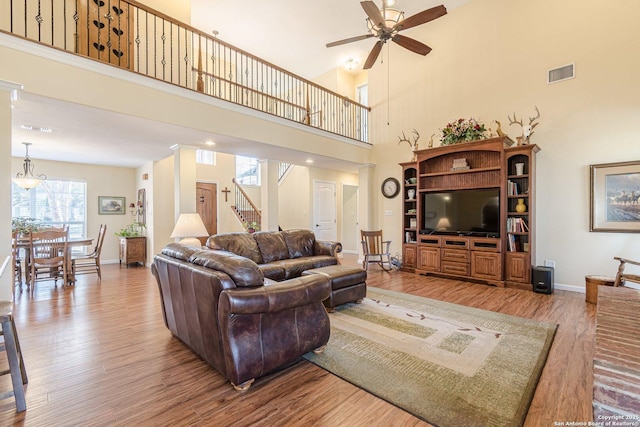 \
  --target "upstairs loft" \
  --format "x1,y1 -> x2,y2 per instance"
0,0 -> 372,168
